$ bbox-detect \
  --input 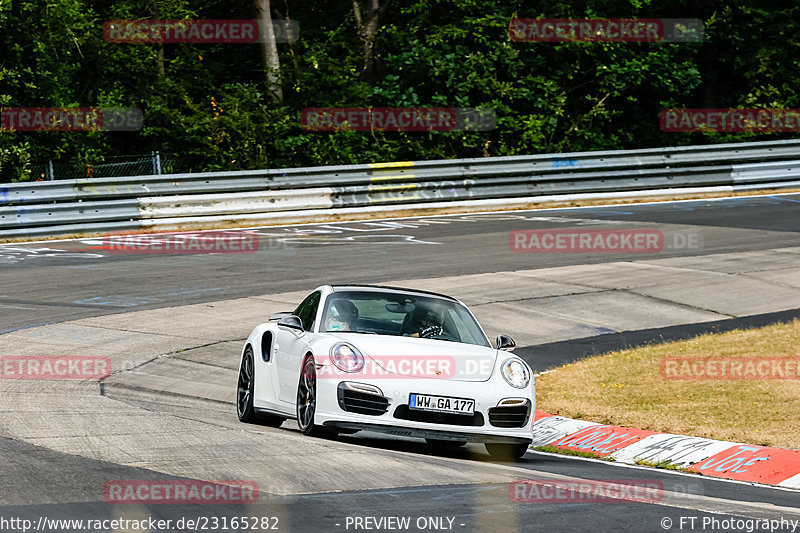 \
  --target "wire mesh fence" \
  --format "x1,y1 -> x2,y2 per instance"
21,152 -> 167,182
